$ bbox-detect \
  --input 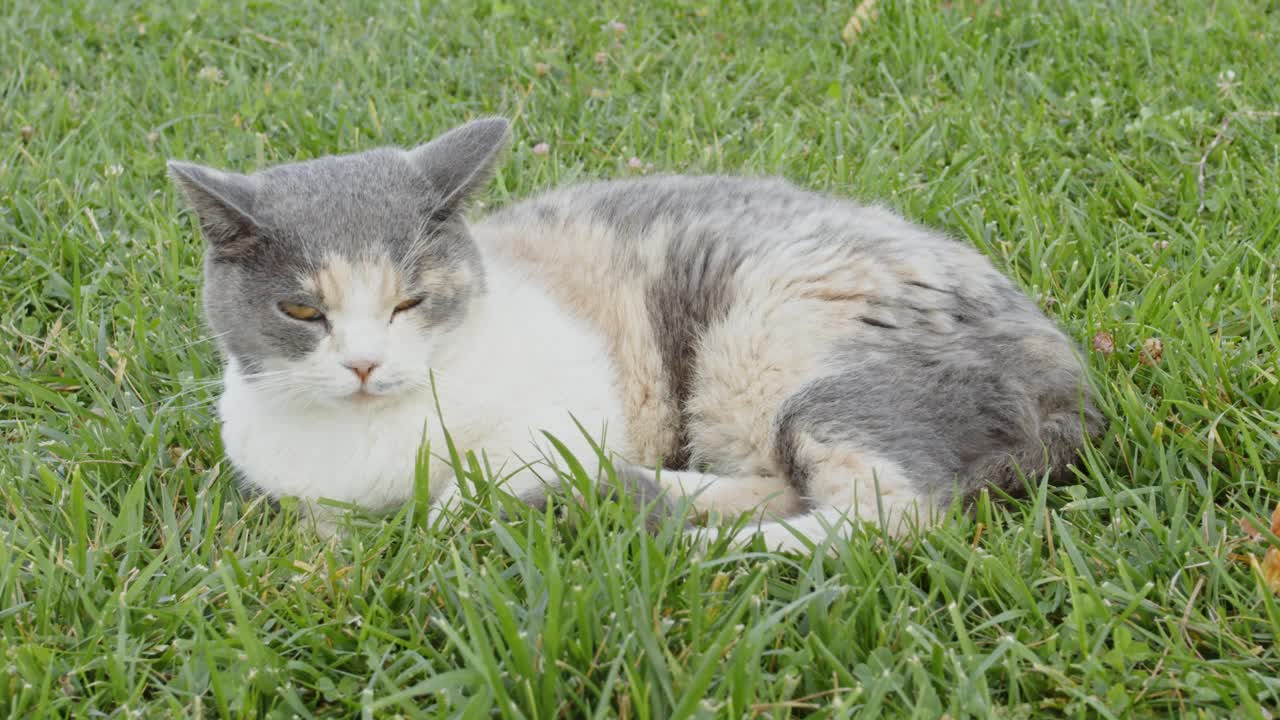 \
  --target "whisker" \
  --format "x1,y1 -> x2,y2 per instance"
161,398 -> 223,413
156,330 -> 232,353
